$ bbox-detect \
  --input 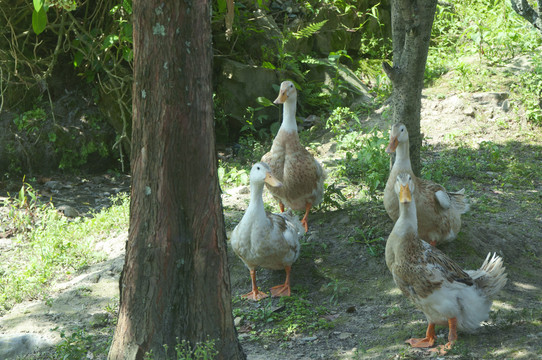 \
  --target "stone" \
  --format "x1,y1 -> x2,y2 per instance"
0,333 -> 51,359
57,205 -> 80,218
